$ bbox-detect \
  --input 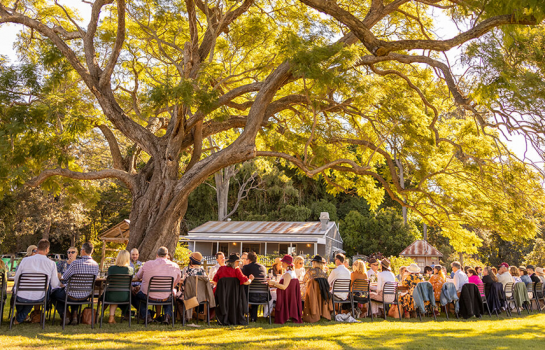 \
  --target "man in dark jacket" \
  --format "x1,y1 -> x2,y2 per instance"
242,251 -> 267,322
